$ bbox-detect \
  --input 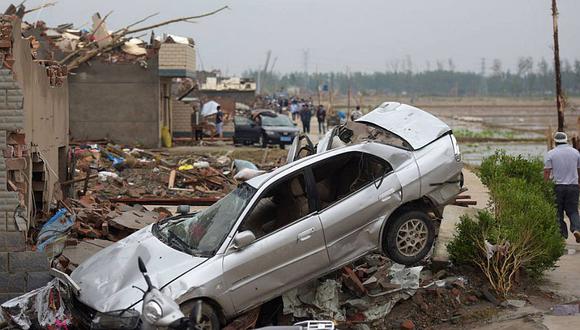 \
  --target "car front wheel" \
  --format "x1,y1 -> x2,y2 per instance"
384,211 -> 435,265
180,300 -> 221,330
